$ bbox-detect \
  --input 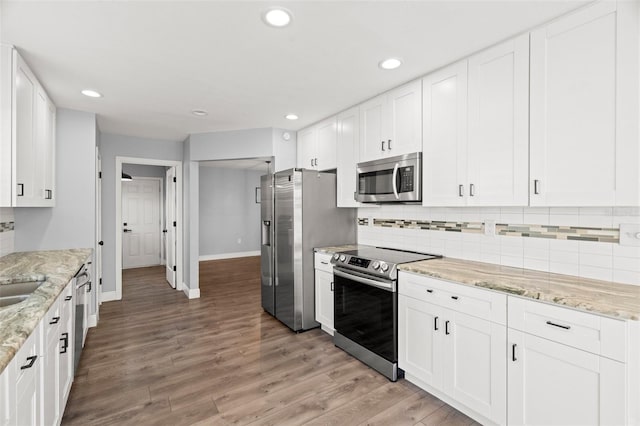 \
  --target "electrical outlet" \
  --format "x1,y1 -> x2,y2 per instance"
484,220 -> 496,236
619,223 -> 640,247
